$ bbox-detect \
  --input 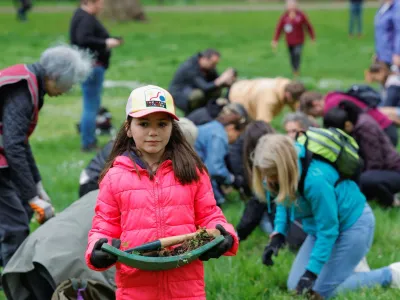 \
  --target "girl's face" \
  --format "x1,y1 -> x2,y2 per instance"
127,112 -> 173,160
